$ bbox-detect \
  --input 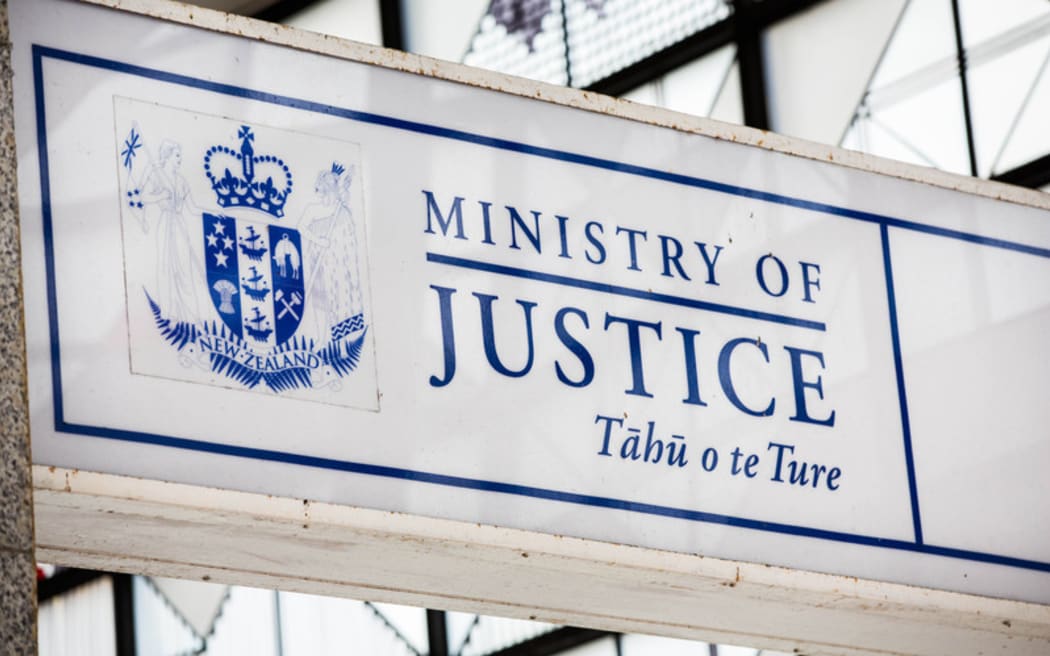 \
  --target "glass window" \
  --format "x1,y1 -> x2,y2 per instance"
869,0 -> 957,88
661,44 -> 736,118
709,58 -> 744,126
621,45 -> 739,124
402,0 -> 491,62
957,0 -> 1050,48
205,587 -> 280,656
280,0 -> 383,45
133,577 -> 200,656
762,0 -> 907,145
840,0 -> 972,175
844,74 -> 972,174
277,593 -> 424,655
39,577 -> 116,656
959,1 -> 1050,175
